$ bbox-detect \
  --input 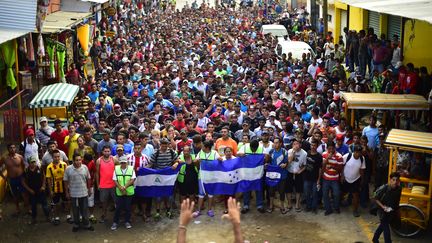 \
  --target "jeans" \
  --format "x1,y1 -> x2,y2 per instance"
30,192 -> 49,219
359,55 -> 367,76
71,196 -> 90,228
303,180 -> 319,210
243,190 -> 263,209
322,179 -> 341,212
114,196 -> 133,224
373,215 -> 392,243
